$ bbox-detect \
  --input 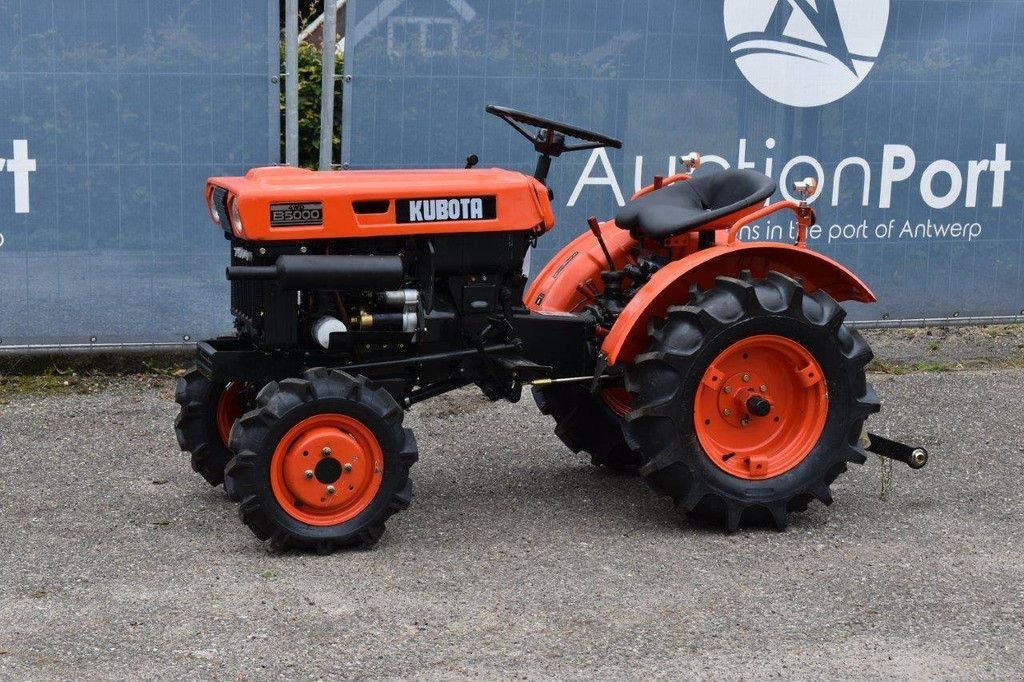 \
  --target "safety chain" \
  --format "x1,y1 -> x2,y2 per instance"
878,455 -> 894,500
